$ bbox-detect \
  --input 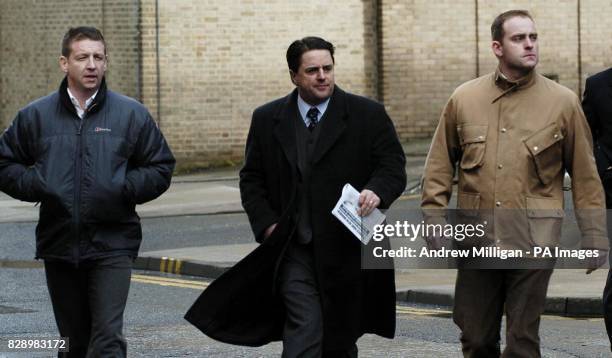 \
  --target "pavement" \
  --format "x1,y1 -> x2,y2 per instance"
1,139 -> 608,317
